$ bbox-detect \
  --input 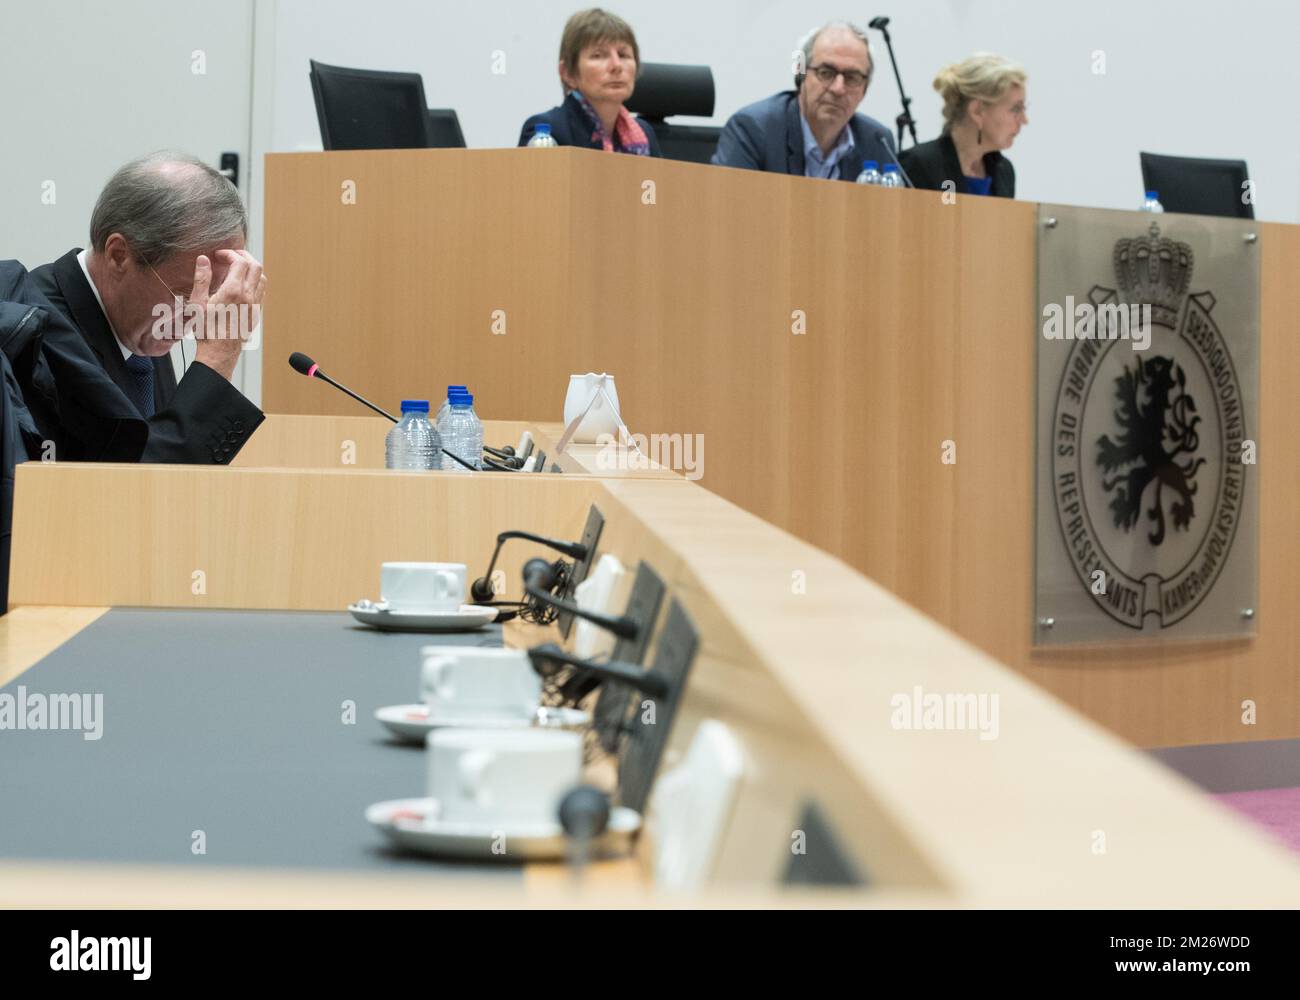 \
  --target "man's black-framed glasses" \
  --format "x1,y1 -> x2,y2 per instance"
807,63 -> 868,90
